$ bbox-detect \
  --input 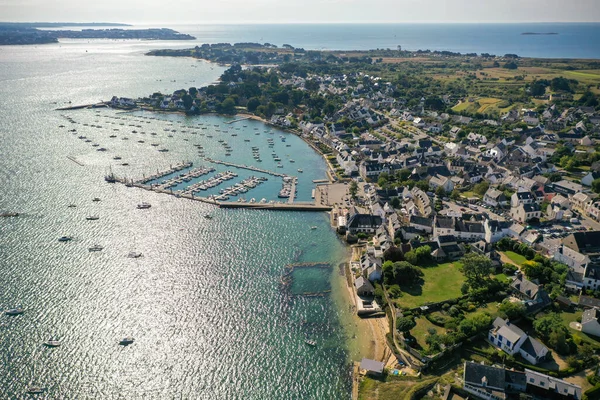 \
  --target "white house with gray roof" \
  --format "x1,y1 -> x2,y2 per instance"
488,317 -> 549,365
581,307 -> 600,337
